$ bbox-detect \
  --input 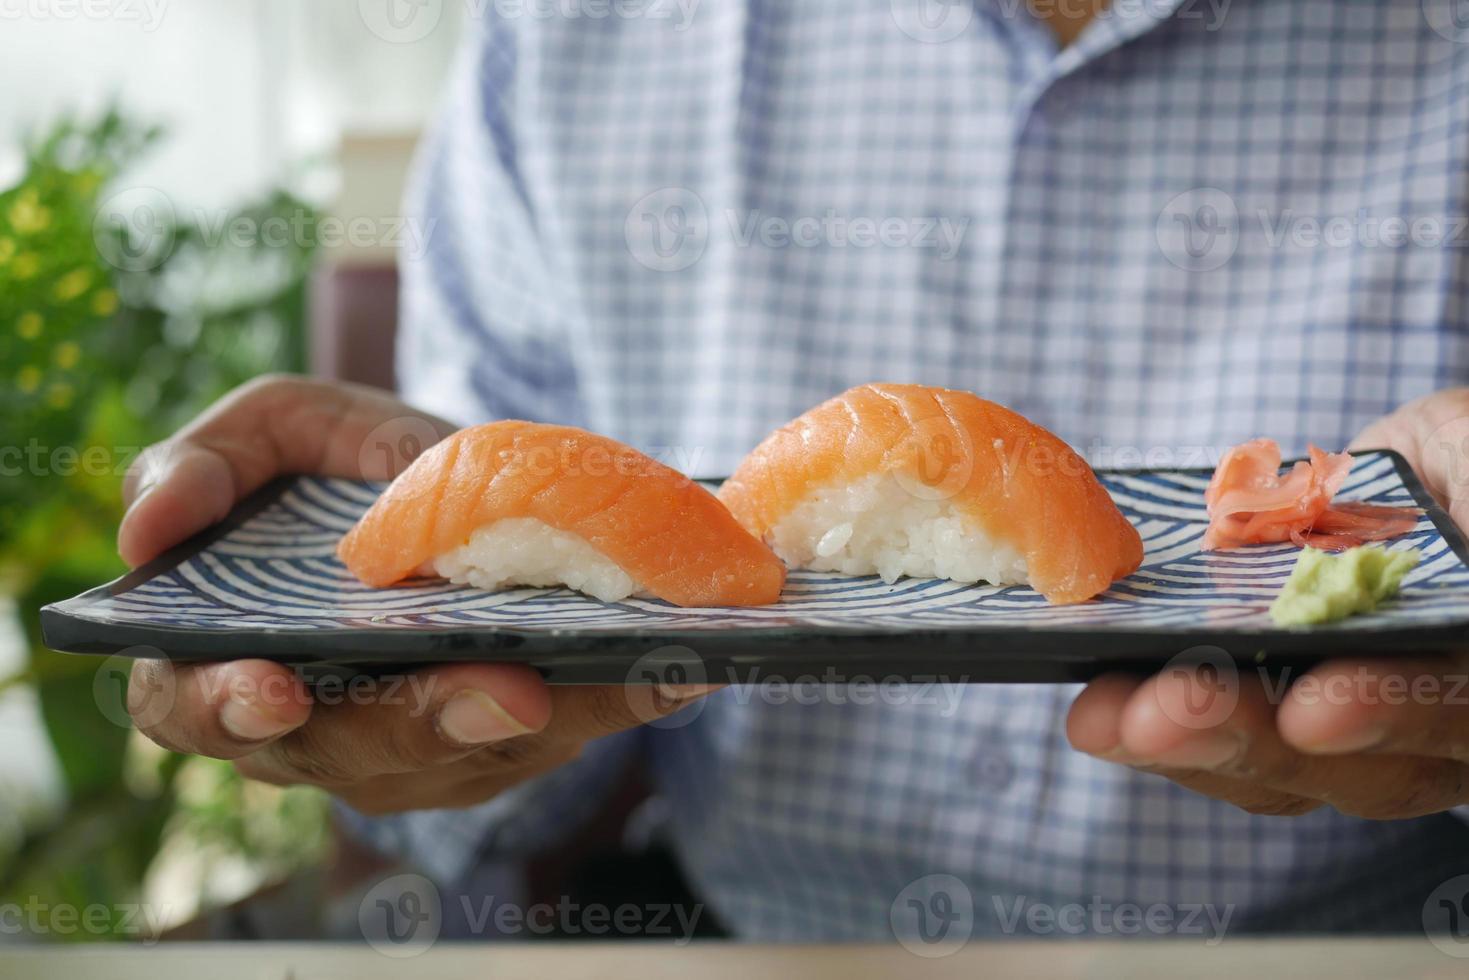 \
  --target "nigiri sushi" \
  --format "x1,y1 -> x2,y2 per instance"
717,383 -> 1143,605
339,421 -> 786,607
